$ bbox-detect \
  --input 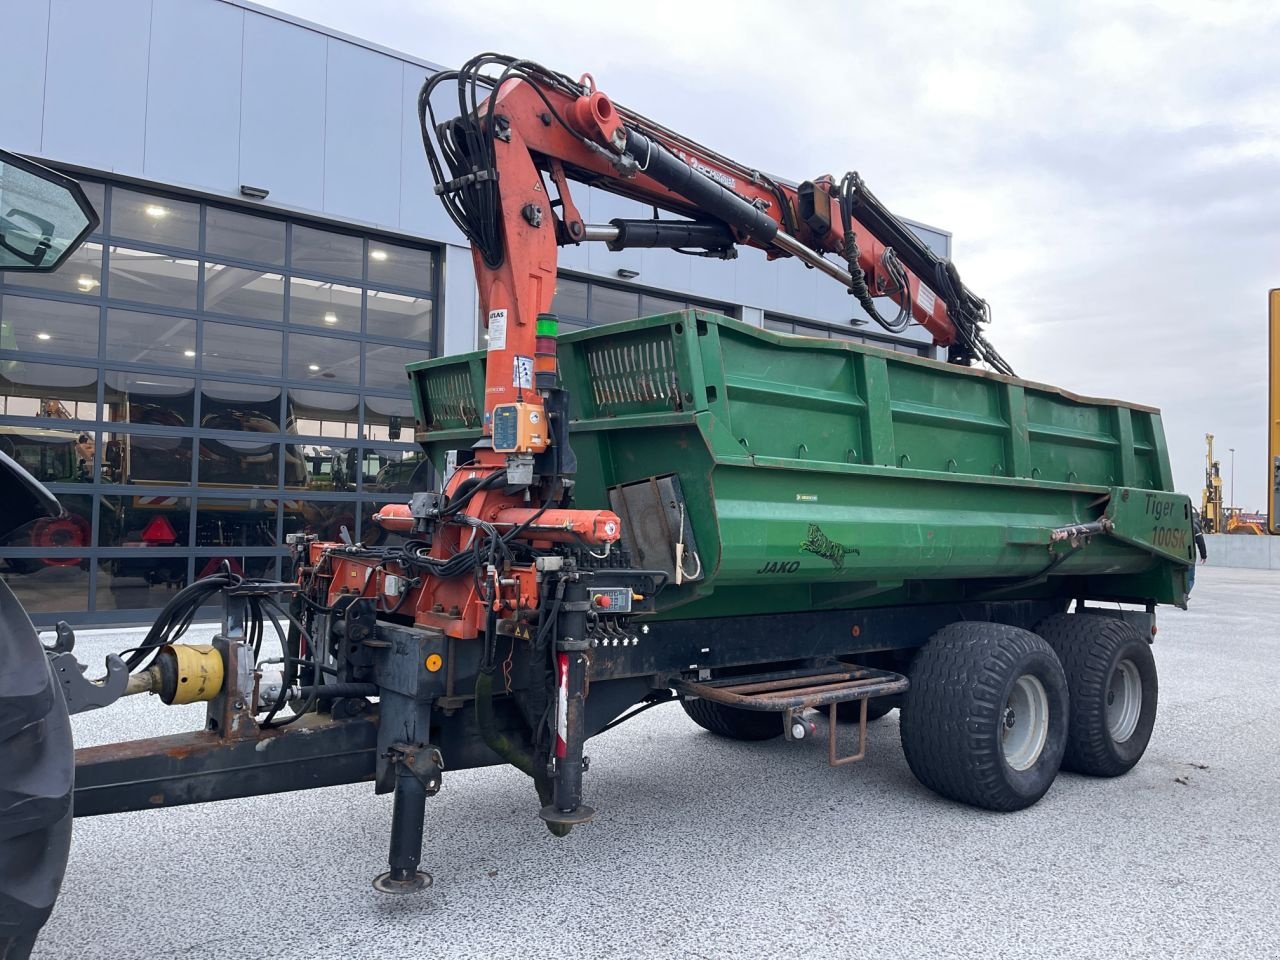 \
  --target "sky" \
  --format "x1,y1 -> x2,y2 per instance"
268,0 -> 1280,509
